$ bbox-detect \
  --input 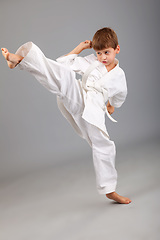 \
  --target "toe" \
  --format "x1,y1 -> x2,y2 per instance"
2,48 -> 8,53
